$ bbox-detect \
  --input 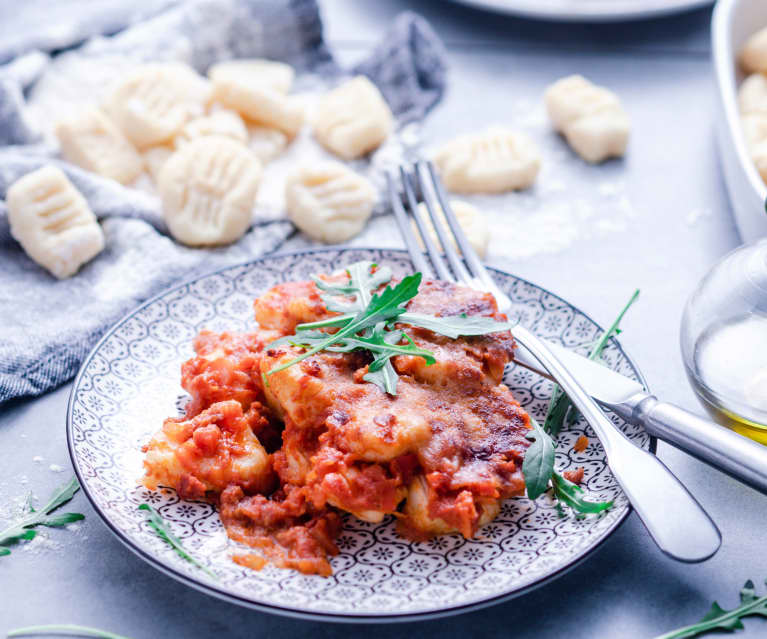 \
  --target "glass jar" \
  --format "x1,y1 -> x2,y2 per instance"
681,239 -> 767,443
